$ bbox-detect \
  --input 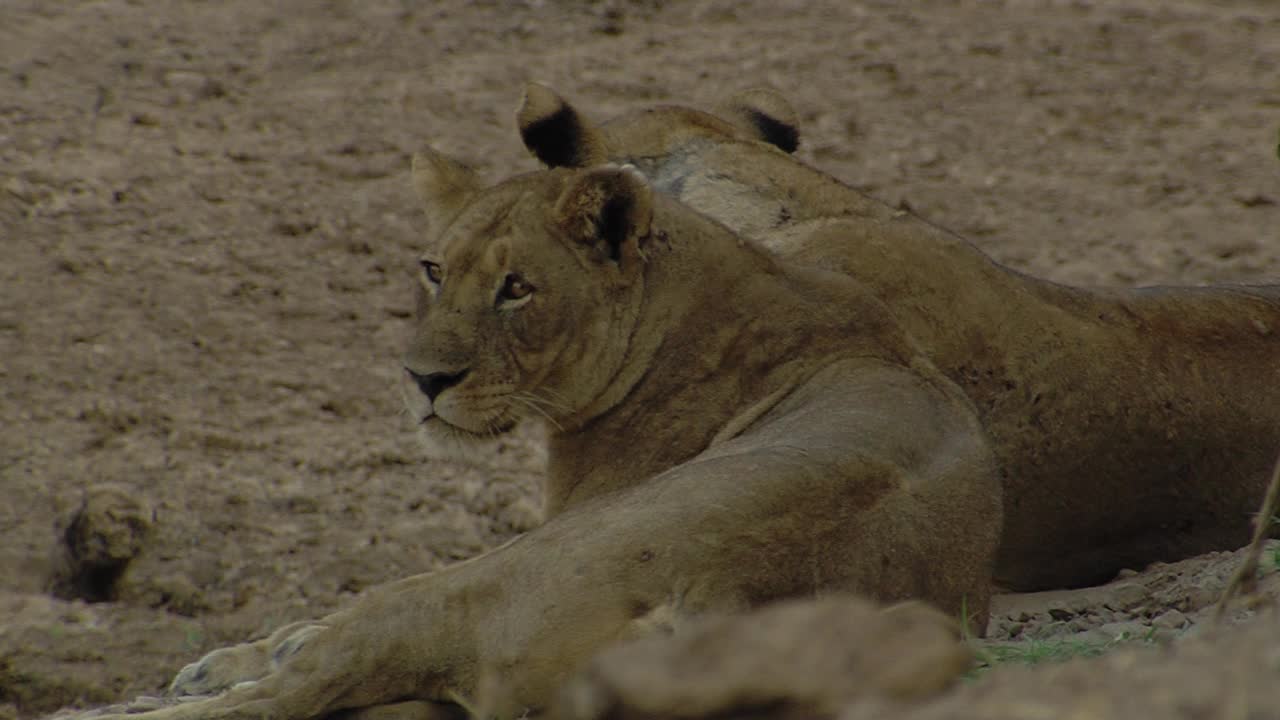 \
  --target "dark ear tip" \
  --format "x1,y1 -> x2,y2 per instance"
746,109 -> 800,153
520,104 -> 580,167
721,88 -> 802,153
517,85 -> 606,168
